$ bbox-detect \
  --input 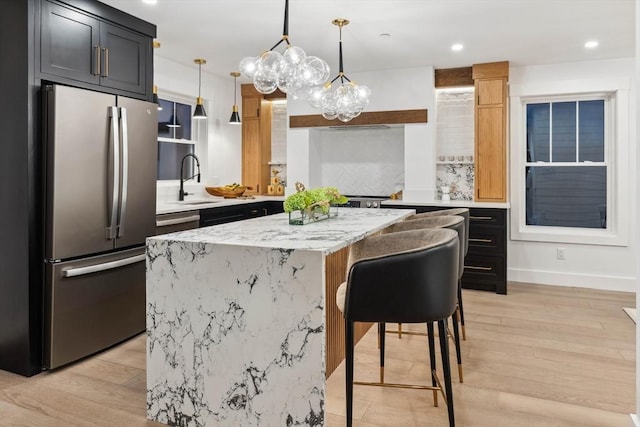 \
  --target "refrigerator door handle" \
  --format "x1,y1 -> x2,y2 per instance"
118,107 -> 129,238
107,106 -> 120,240
62,254 -> 145,278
